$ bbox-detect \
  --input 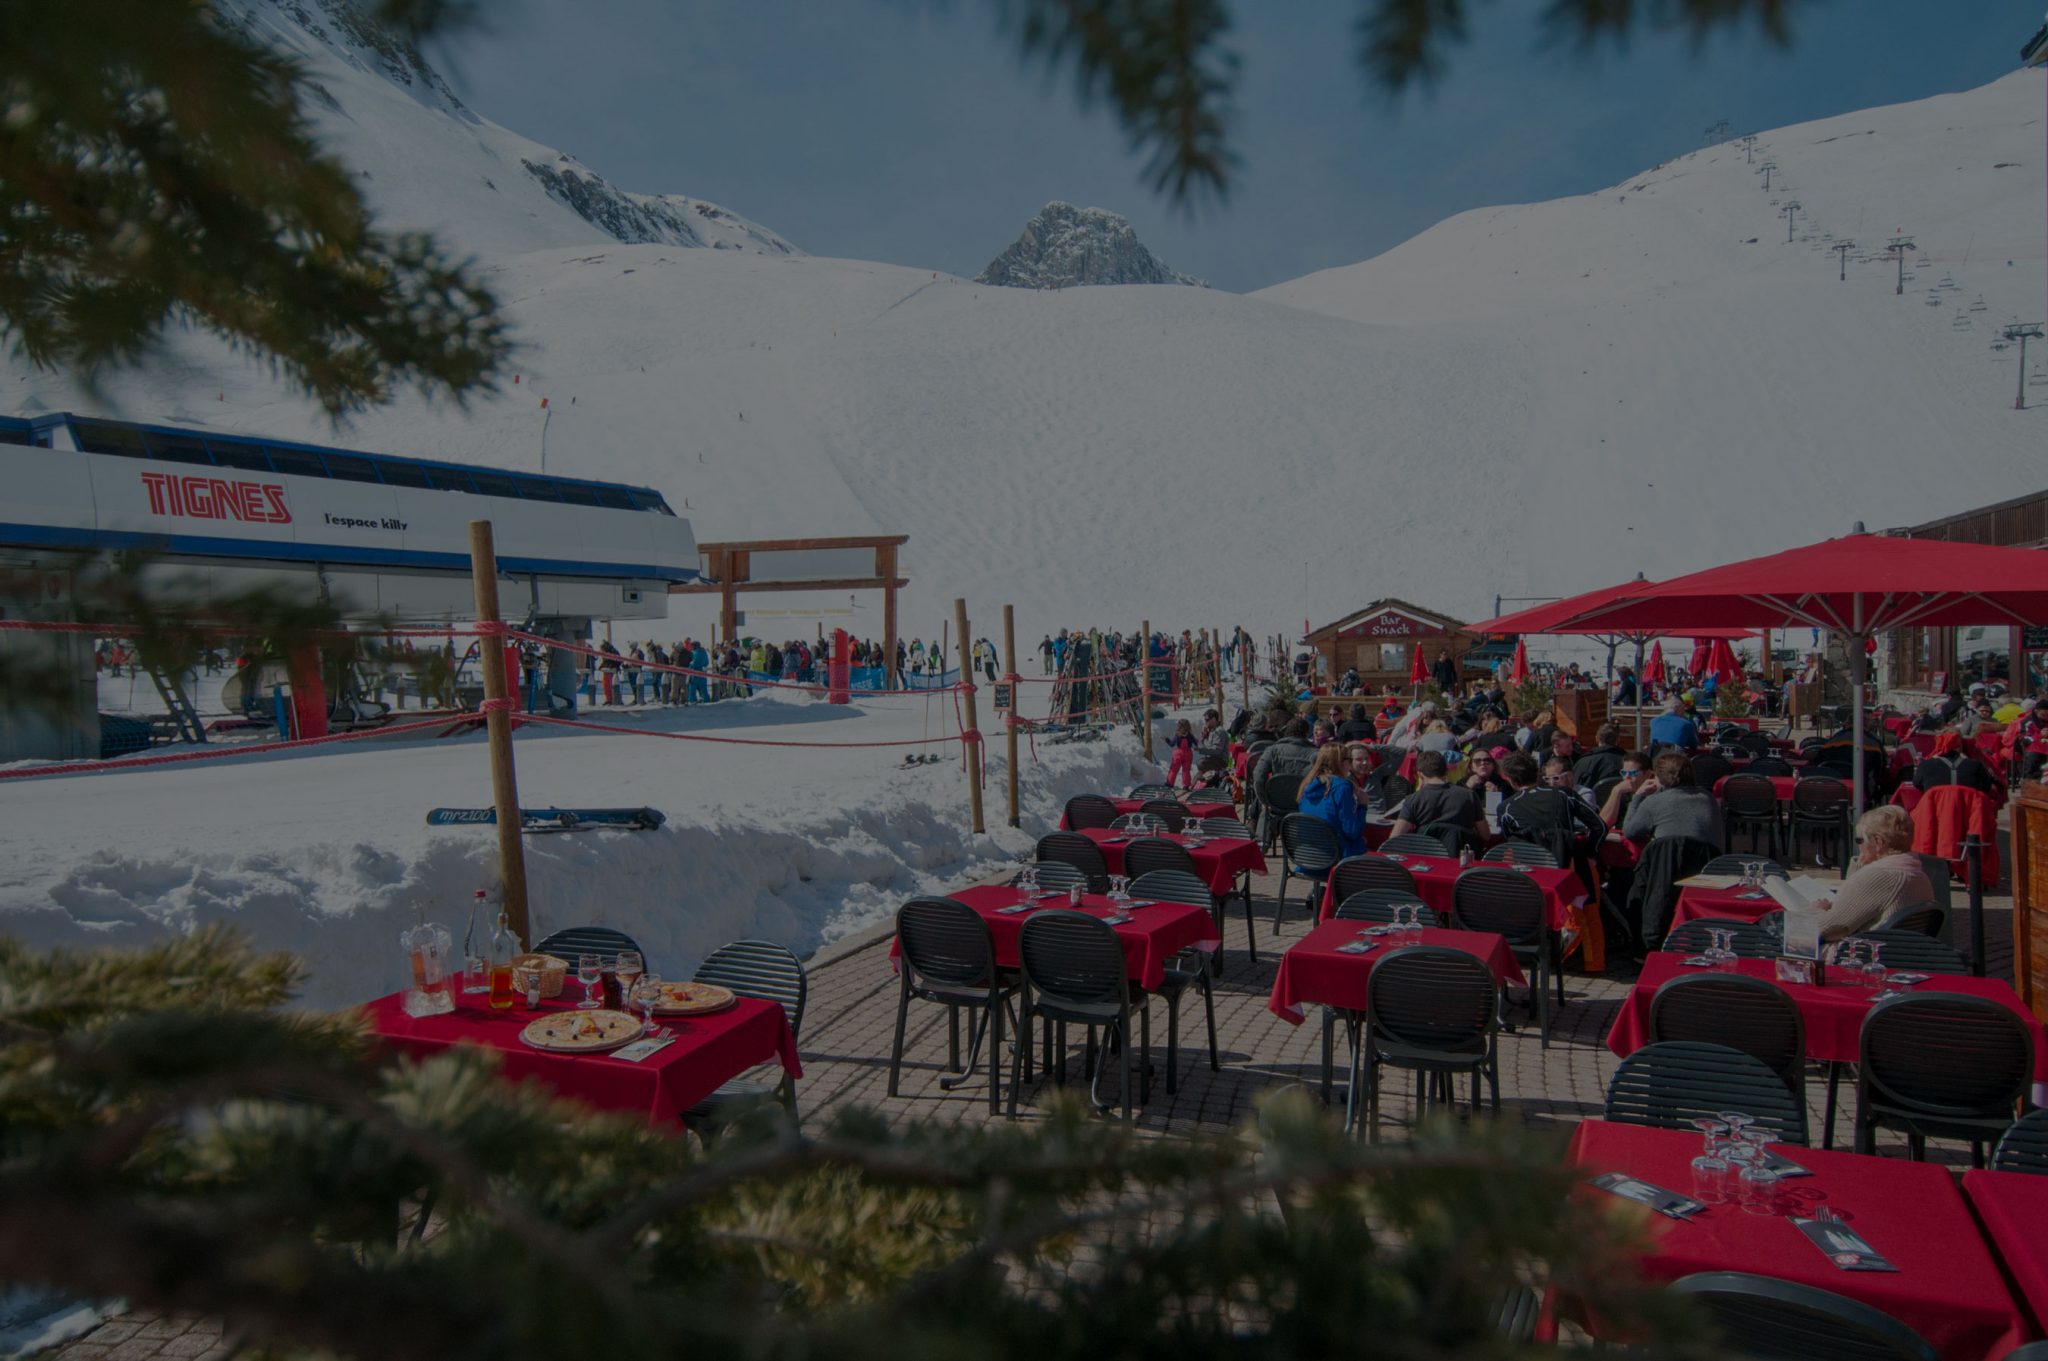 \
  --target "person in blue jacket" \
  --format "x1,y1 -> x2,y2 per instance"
1295,742 -> 1366,857
1647,696 -> 1700,751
